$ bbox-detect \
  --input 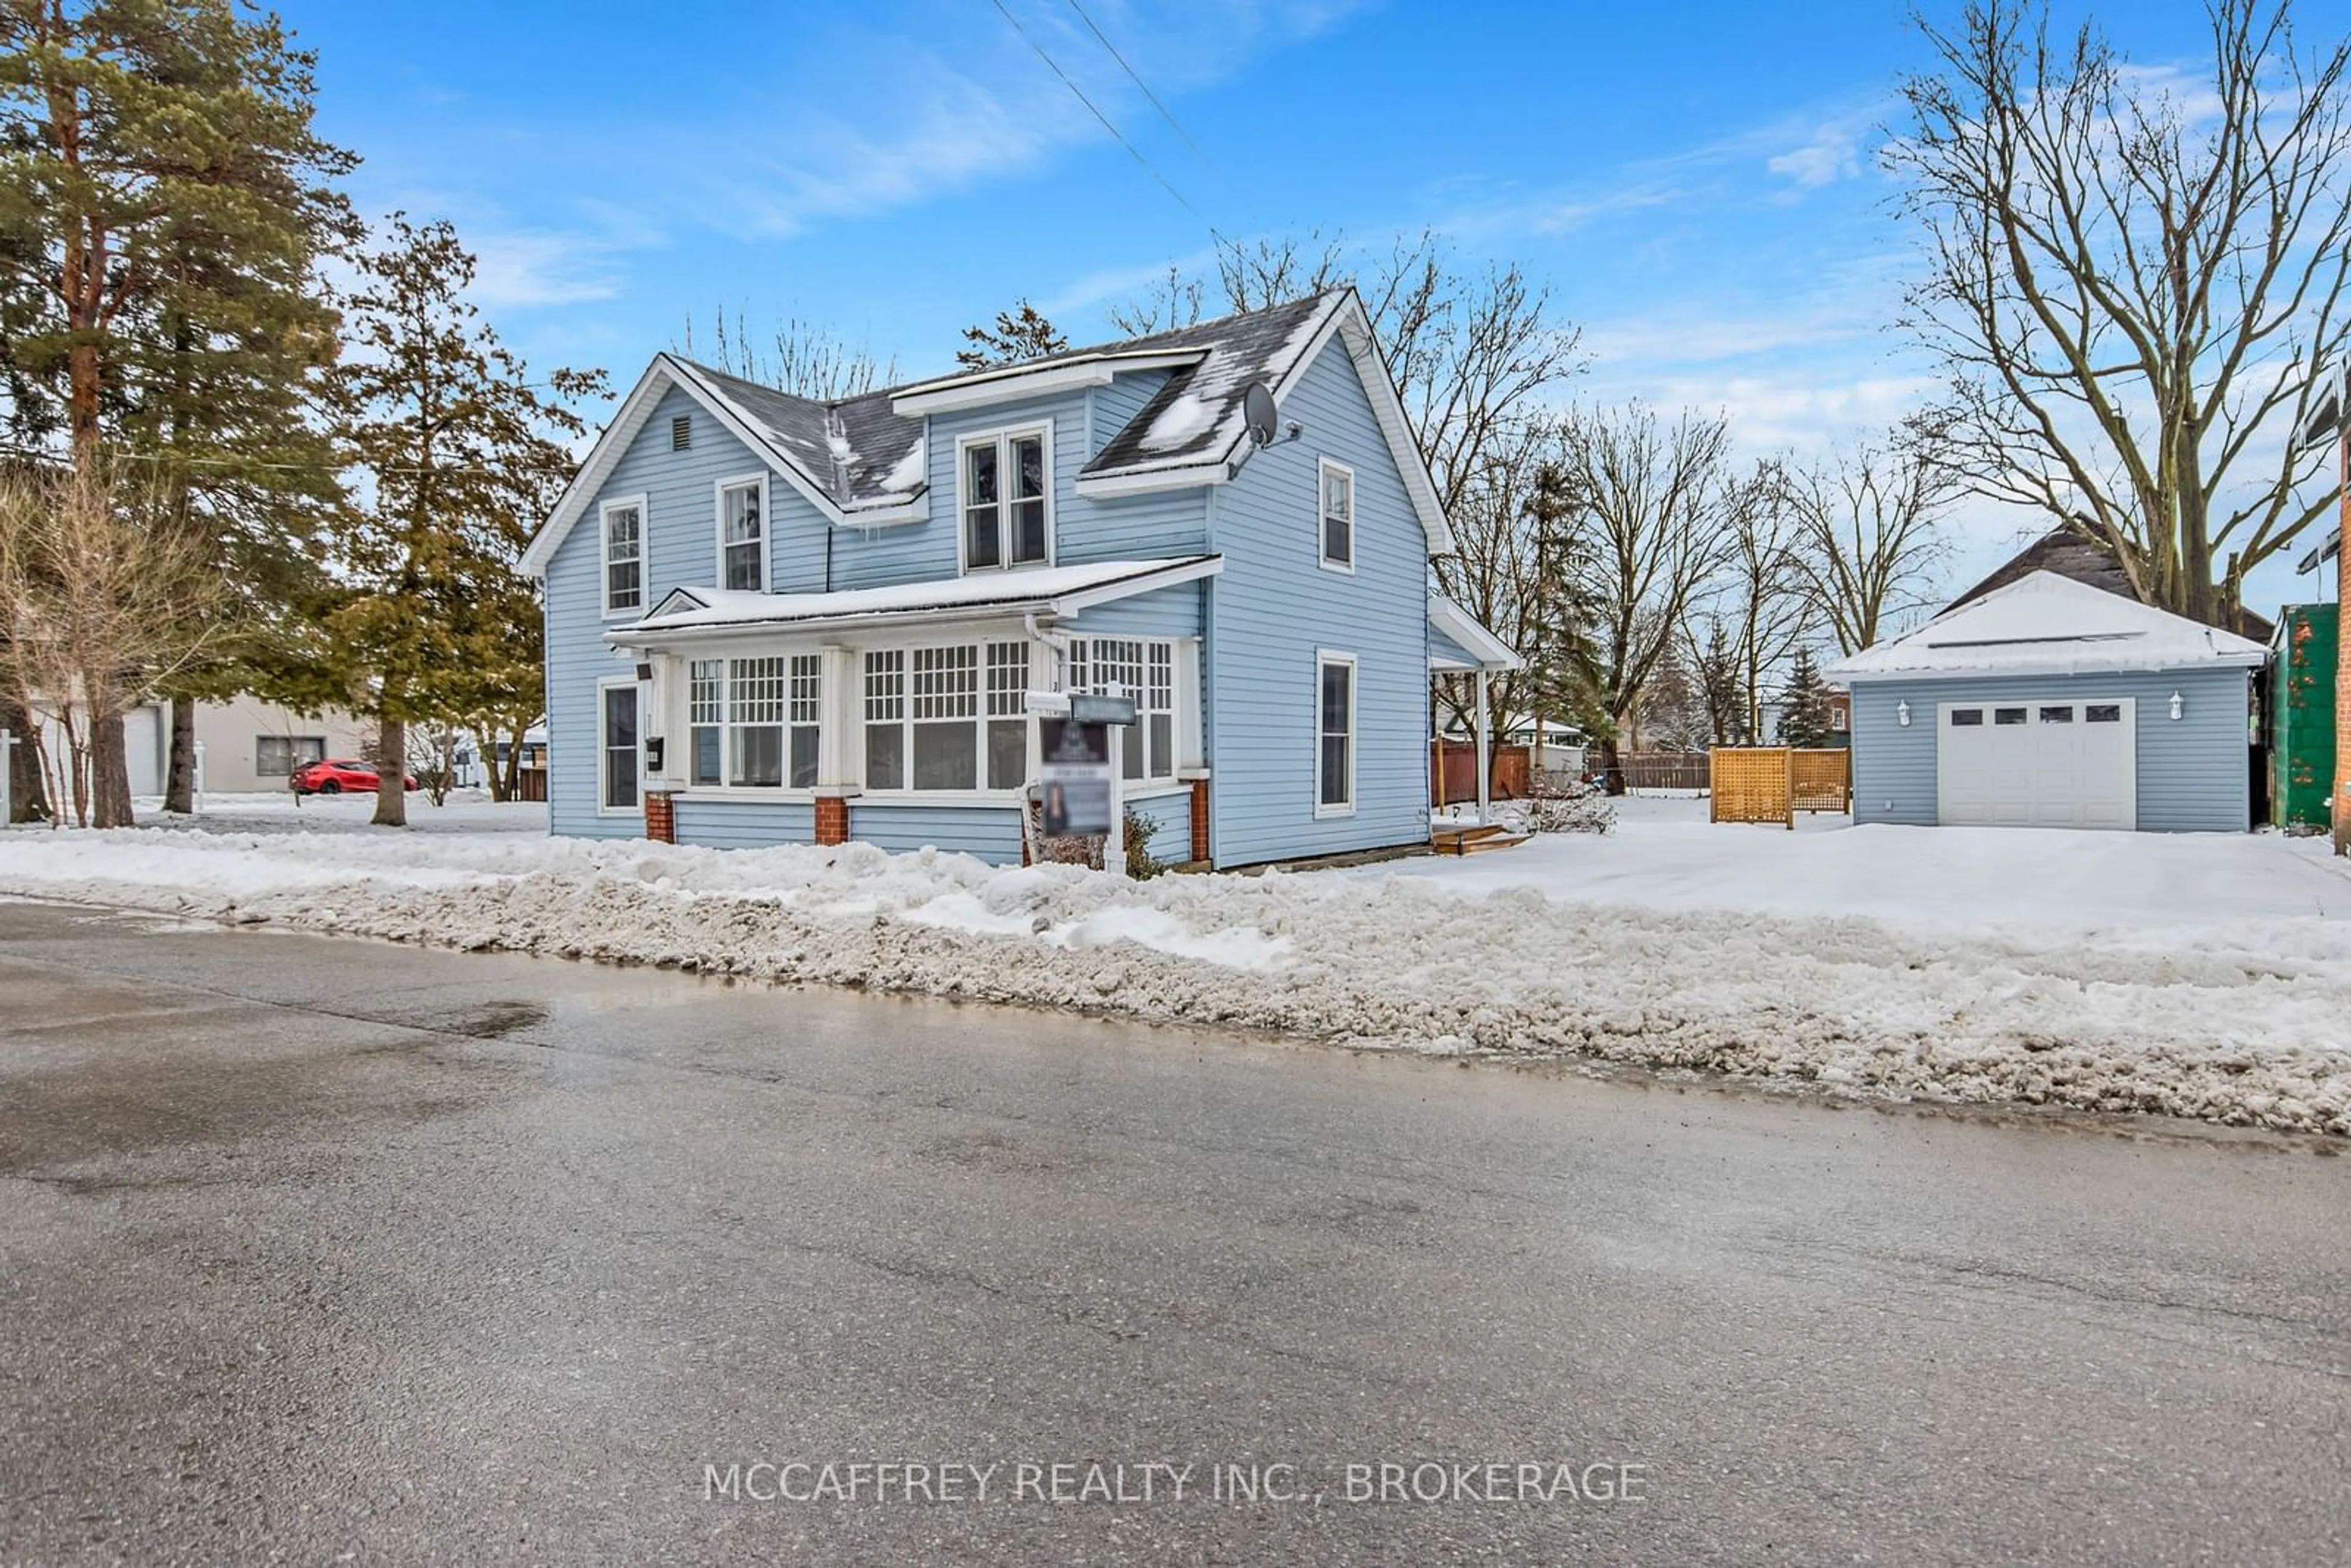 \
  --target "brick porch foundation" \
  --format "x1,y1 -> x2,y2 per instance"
644,790 -> 676,844
815,795 -> 850,846
1188,778 -> 1210,864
